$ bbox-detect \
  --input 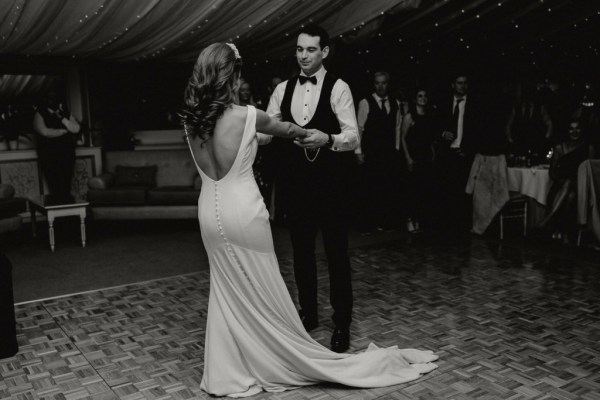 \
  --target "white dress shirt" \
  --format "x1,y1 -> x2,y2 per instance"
355,93 -> 403,154
450,95 -> 467,149
261,66 -> 359,152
